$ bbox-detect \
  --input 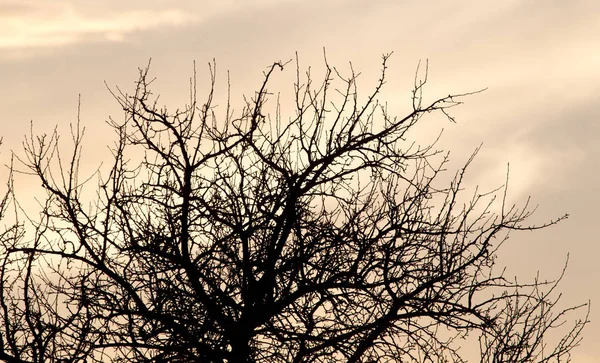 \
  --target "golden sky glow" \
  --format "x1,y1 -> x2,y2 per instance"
1,0 -> 598,360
